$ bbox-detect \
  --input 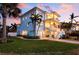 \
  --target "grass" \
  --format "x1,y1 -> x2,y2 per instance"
0,37 -> 79,55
